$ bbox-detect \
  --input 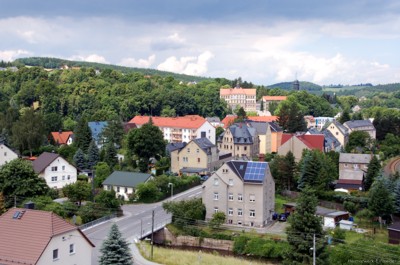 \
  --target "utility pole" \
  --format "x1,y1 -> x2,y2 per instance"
151,210 -> 155,260
313,233 -> 316,265
168,182 -> 173,200
140,219 -> 143,238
